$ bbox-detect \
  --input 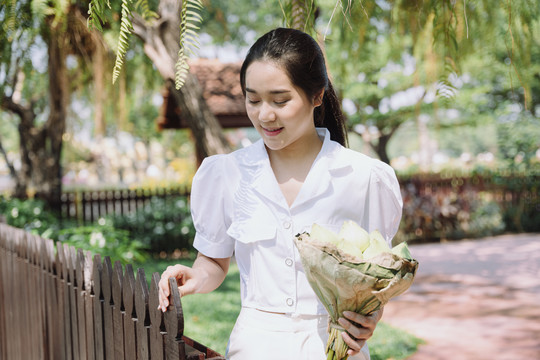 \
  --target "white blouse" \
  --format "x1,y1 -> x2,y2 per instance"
191,128 -> 403,315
